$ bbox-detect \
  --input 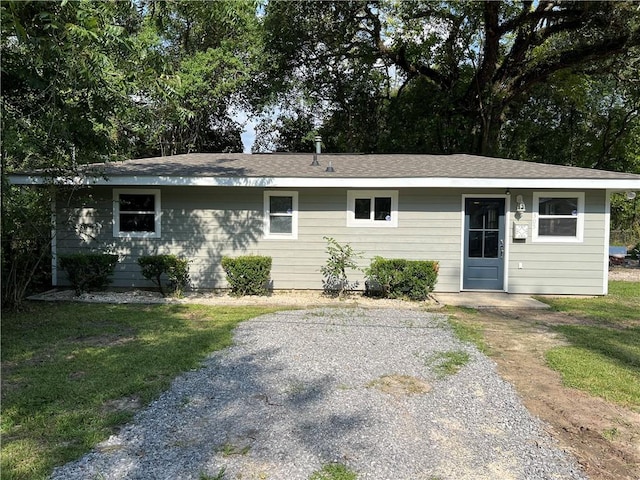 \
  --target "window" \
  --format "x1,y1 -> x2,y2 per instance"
113,189 -> 161,238
264,191 -> 298,239
533,192 -> 584,242
347,190 -> 398,227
